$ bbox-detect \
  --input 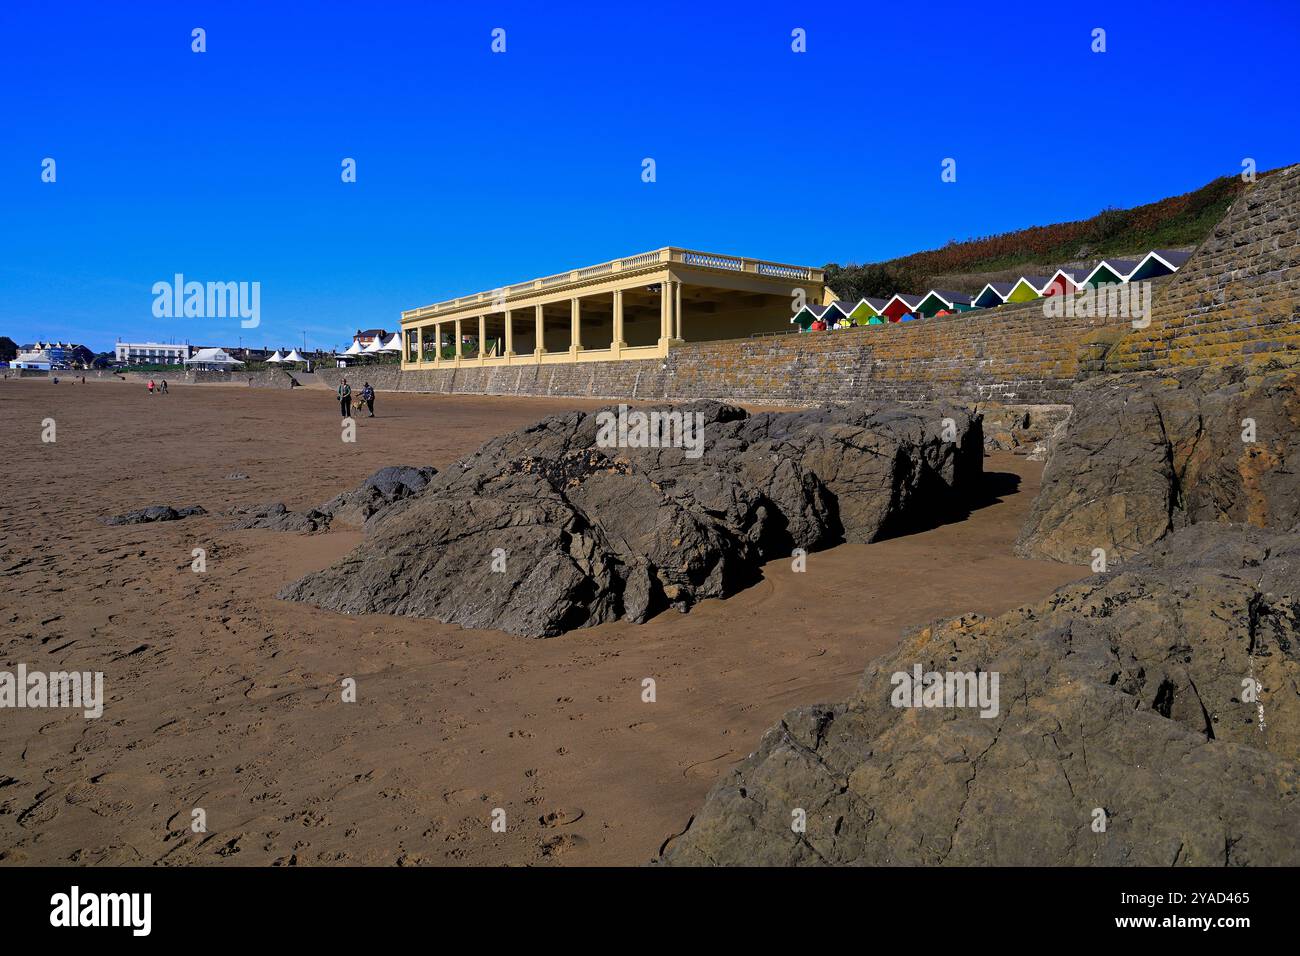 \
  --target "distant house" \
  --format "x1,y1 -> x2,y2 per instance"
880,294 -> 926,322
1128,249 -> 1193,281
353,328 -> 389,347
14,341 -> 95,369
972,282 -> 1016,308
1081,259 -> 1140,288
916,290 -> 975,318
1041,269 -> 1090,297
1005,276 -> 1052,303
